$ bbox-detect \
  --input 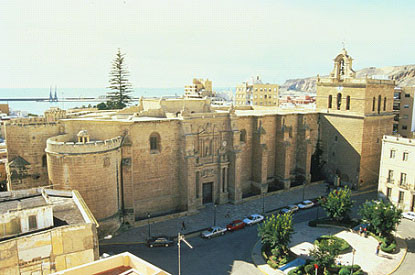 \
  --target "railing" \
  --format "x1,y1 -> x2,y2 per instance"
399,182 -> 409,189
